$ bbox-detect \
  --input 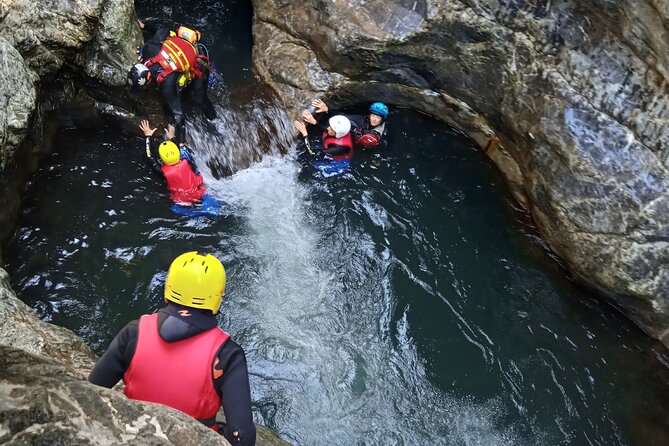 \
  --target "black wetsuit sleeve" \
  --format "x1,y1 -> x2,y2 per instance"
143,137 -> 163,174
313,111 -> 329,132
141,27 -> 170,60
159,74 -> 186,144
214,340 -> 256,446
323,144 -> 350,156
88,320 -> 139,388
